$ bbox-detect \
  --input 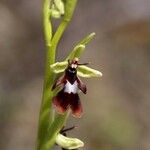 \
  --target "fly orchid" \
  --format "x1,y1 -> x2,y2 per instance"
52,58 -> 87,117
51,57 -> 102,118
